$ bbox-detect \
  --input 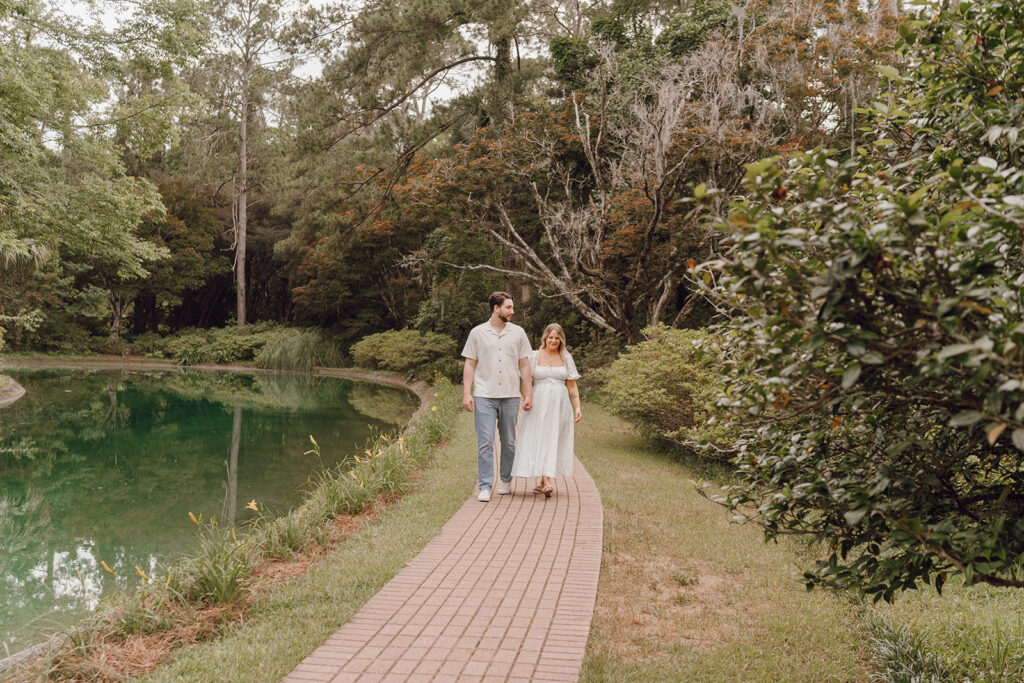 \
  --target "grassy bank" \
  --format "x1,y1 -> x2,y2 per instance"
579,405 -> 870,682
8,375 -> 465,680
141,409 -> 477,680
579,405 -> 1024,682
